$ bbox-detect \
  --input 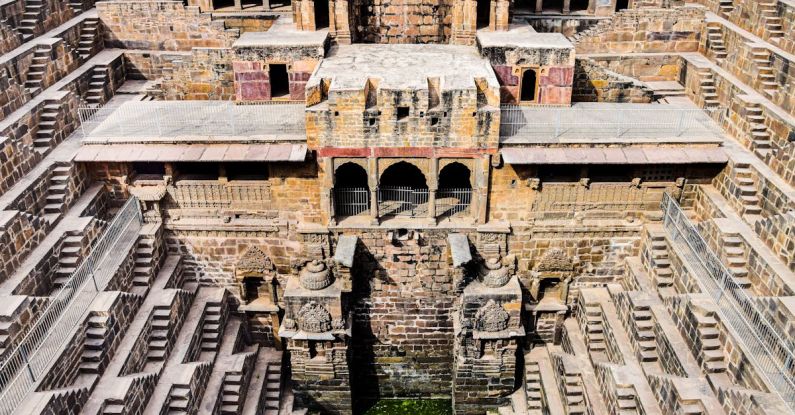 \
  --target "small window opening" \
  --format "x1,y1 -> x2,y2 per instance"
520,69 -> 538,103
226,162 -> 268,181
397,106 -> 410,120
132,162 -> 165,179
269,64 -> 290,99
430,116 -> 439,126
315,0 -> 329,29
175,162 -> 219,180
570,0 -> 588,11
476,0 -> 490,28
615,0 -> 628,11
